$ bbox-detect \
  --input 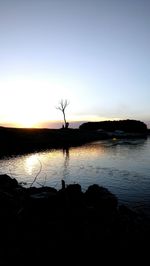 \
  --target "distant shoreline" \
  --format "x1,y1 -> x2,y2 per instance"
0,126 -> 148,157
